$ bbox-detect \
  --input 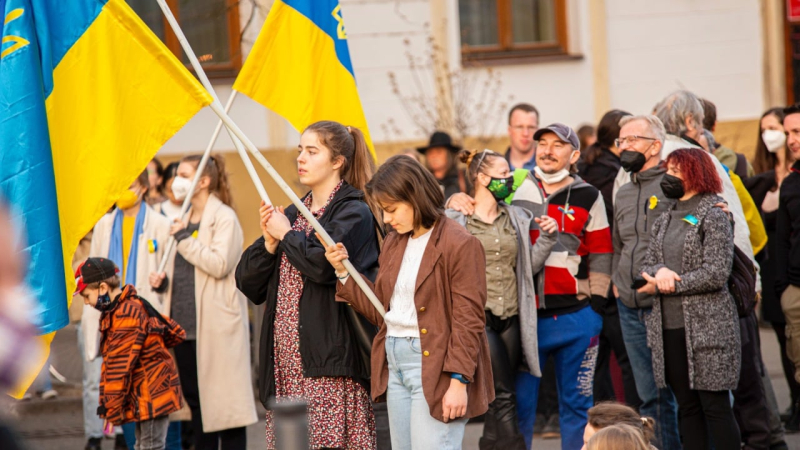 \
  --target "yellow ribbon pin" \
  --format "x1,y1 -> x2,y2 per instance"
649,195 -> 658,210
191,230 -> 199,239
